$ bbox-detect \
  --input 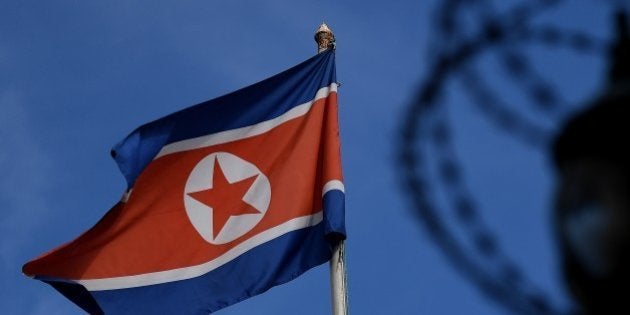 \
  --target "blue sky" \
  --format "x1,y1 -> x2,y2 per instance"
0,1 -> 617,314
